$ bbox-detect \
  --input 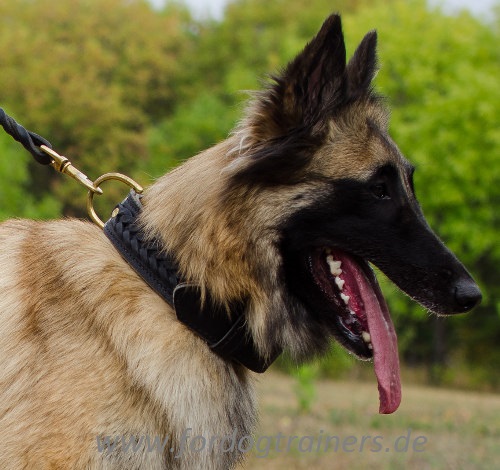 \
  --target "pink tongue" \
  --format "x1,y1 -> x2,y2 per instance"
357,272 -> 401,414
